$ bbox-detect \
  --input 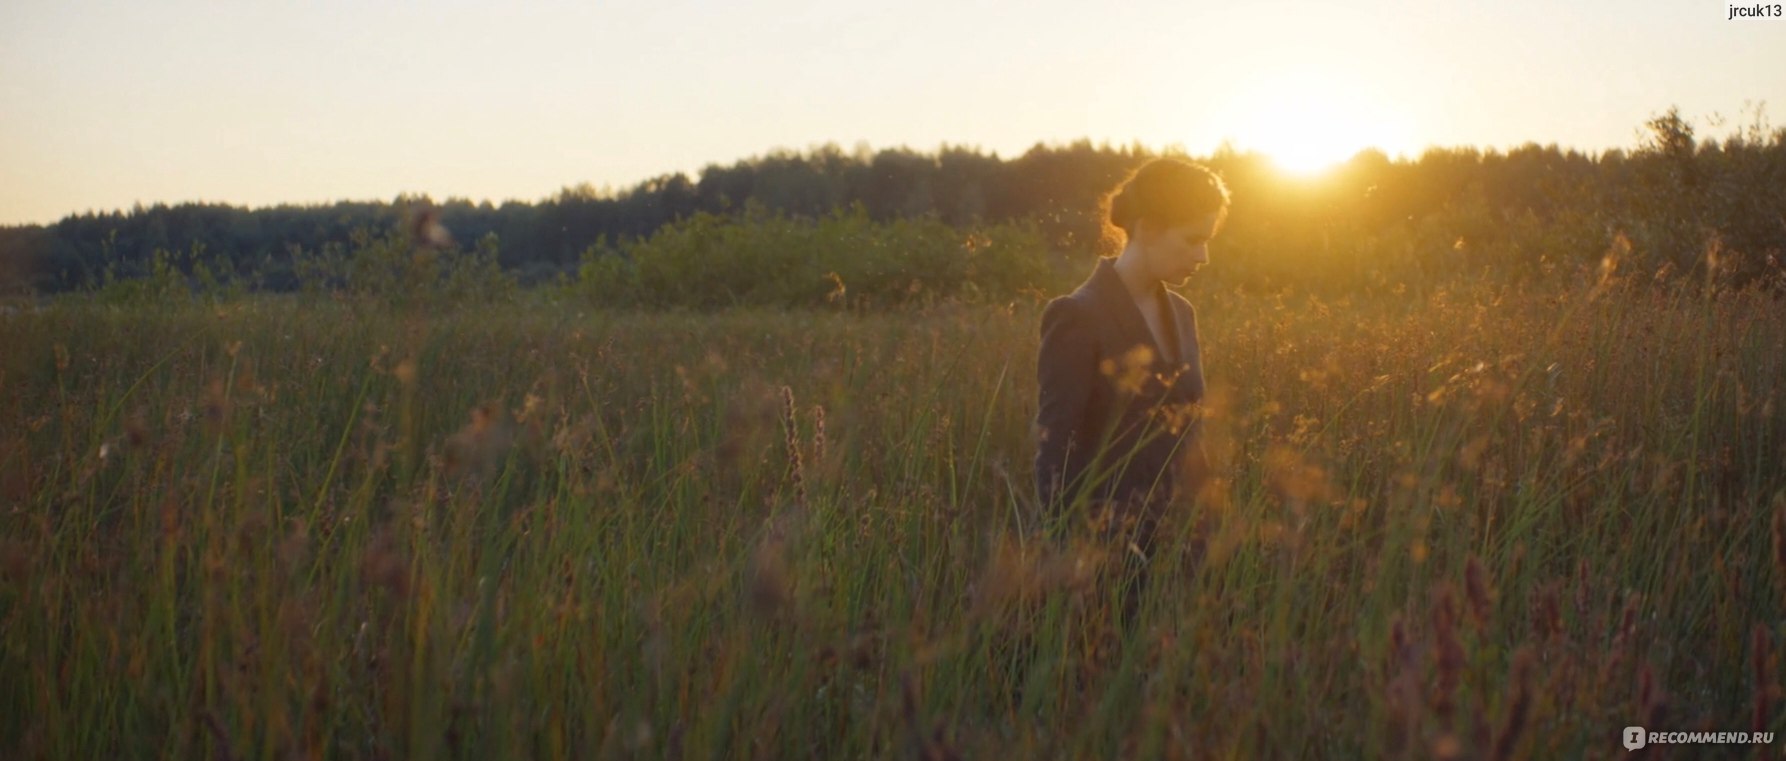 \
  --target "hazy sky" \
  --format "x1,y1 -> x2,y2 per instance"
2,0 -> 1781,225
